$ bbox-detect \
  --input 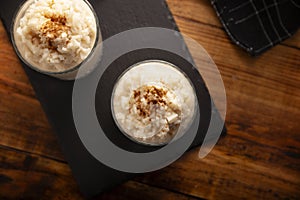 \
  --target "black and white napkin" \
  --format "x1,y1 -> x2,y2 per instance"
212,0 -> 300,55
